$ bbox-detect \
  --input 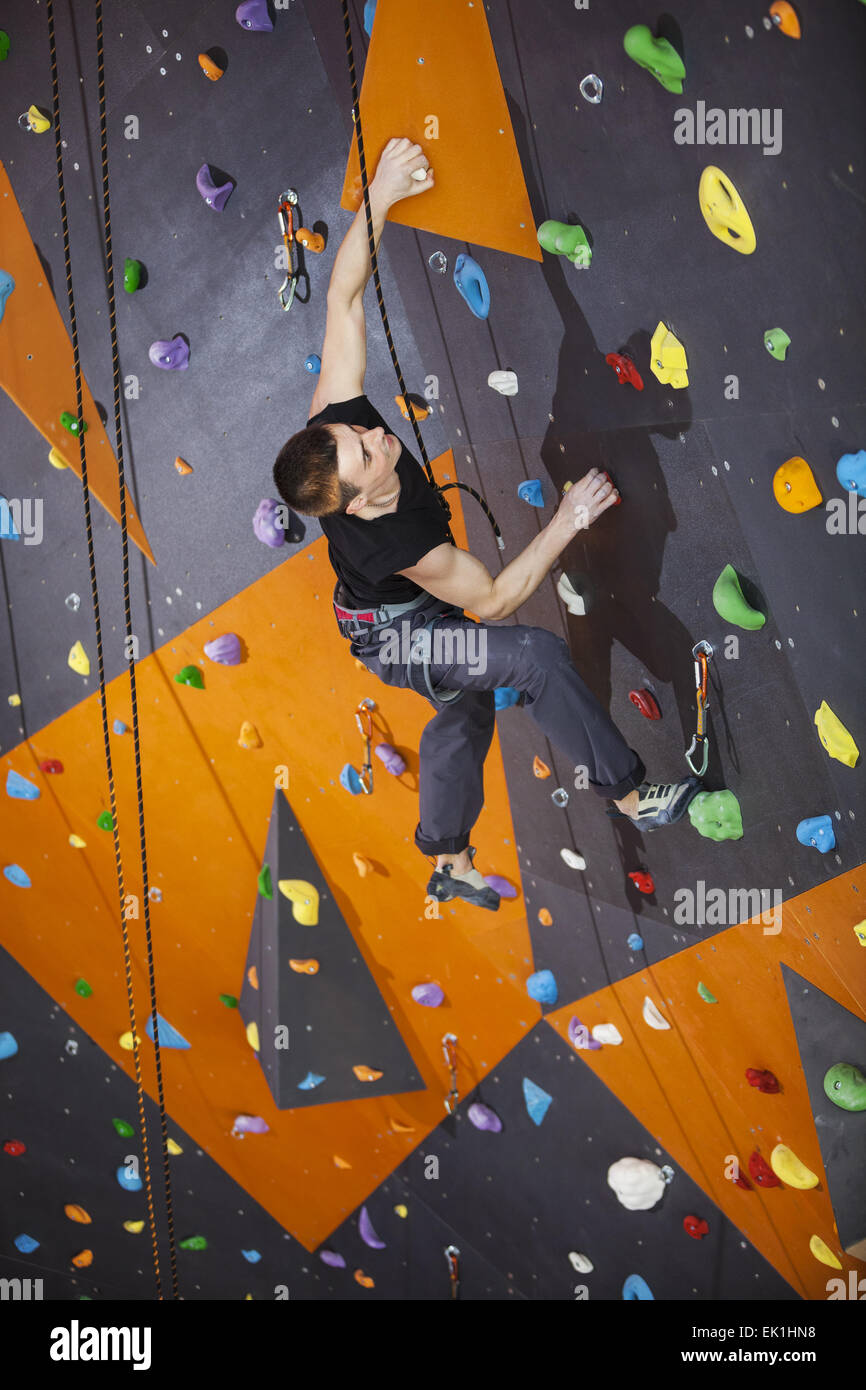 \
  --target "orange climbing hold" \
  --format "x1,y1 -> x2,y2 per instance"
532,756 -> 551,779
353,1064 -> 383,1082
538,908 -> 553,926
395,394 -> 431,423
354,1269 -> 375,1288
174,456 -> 193,475
333,1155 -> 352,1169
769,1 -> 801,38
197,52 -> 225,80
237,721 -> 262,750
296,228 -> 325,254
289,958 -> 320,974
71,1249 -> 93,1268
247,966 -> 259,990
64,1204 -> 92,1224
353,852 -> 374,877
389,1116 -> 416,1133
772,456 -> 822,513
